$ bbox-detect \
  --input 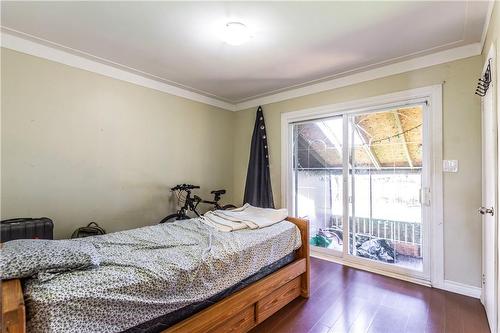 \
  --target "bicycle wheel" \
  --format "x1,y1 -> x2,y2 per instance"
220,204 -> 237,210
159,213 -> 180,224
